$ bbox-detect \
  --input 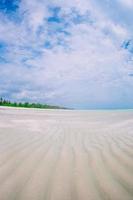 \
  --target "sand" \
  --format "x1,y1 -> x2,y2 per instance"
0,107 -> 133,200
